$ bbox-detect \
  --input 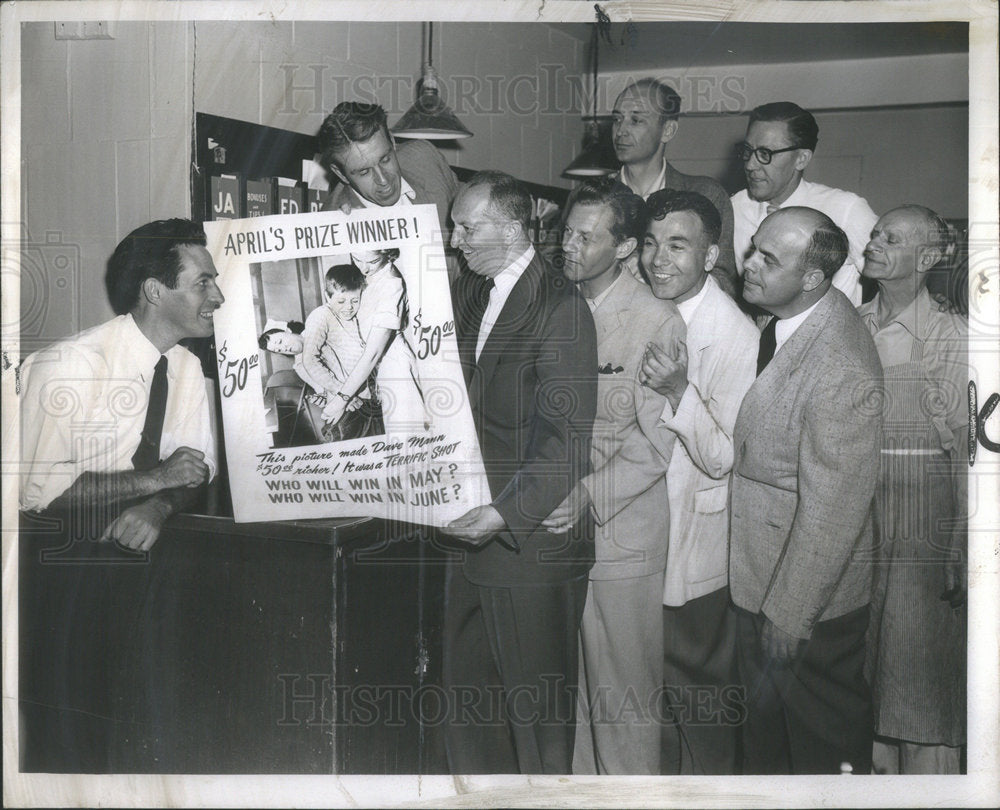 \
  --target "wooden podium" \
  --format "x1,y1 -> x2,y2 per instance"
18,512 -> 452,774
